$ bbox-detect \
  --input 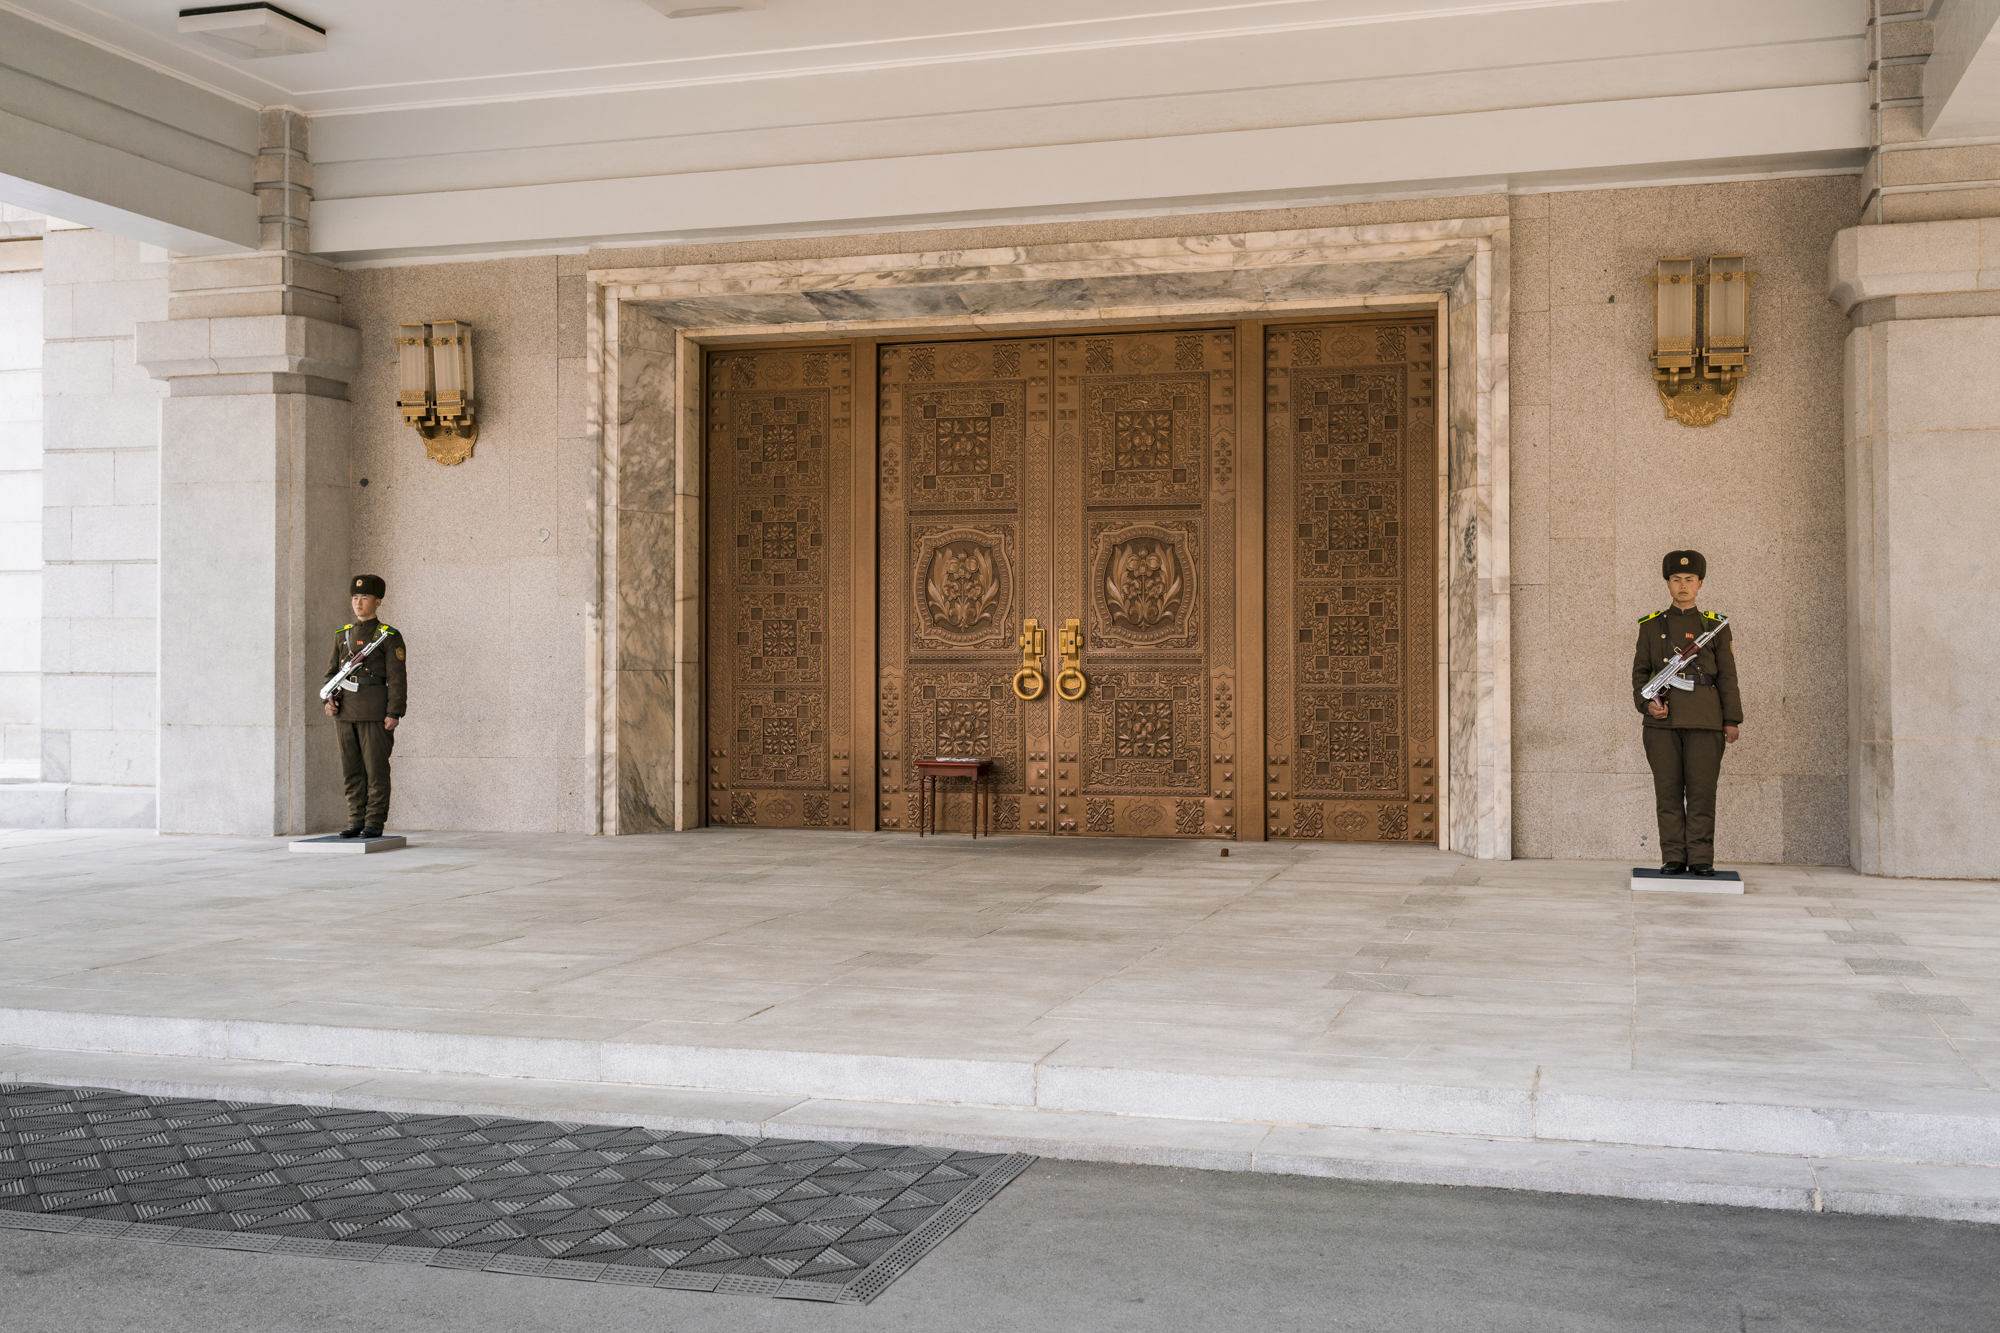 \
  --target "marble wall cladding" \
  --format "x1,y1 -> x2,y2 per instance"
1507,177 -> 1859,866
605,305 -> 677,835
339,255 -> 592,834
1447,265 -> 1482,856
